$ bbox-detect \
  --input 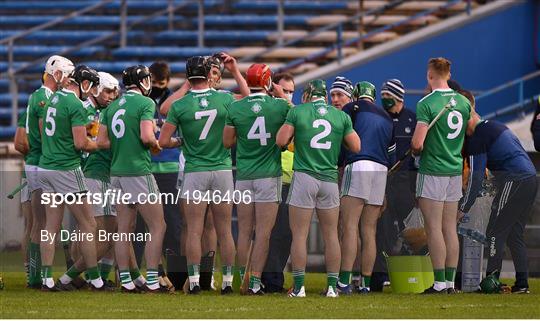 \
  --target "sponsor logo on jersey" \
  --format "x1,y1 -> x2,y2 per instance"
251,103 -> 262,114
51,95 -> 59,105
119,97 -> 126,106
